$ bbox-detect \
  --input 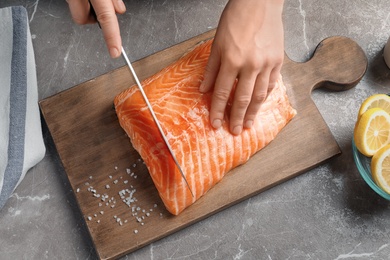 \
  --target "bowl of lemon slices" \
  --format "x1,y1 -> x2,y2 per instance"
353,94 -> 390,199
